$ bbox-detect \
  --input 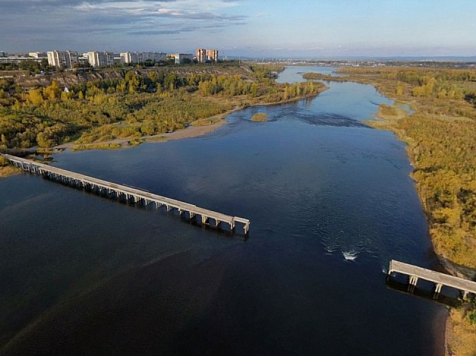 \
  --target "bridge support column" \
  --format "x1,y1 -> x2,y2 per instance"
201,216 -> 208,225
408,275 -> 418,292
433,283 -> 443,299
244,222 -> 250,235
386,269 -> 394,282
